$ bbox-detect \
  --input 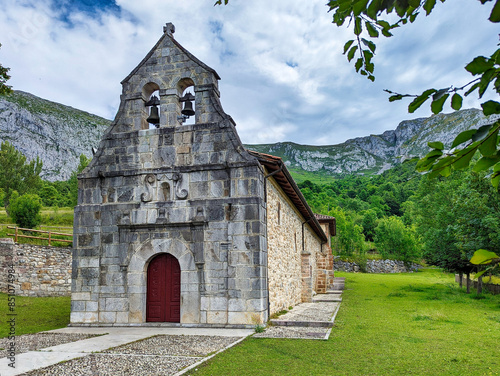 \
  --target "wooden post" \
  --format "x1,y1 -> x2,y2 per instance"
48,231 -> 52,246
15,227 -> 18,243
466,272 -> 471,294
